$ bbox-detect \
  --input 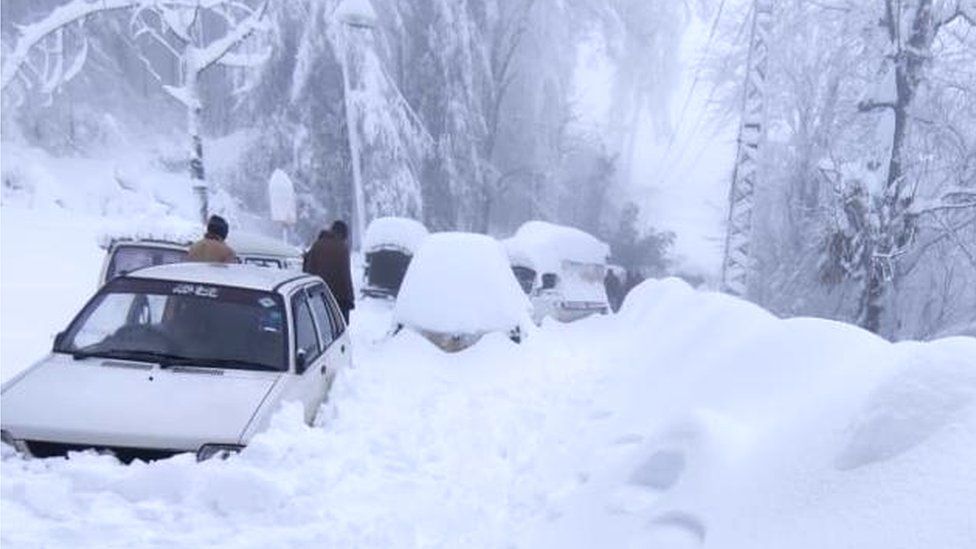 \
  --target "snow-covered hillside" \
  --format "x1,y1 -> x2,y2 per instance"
2,202 -> 974,548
